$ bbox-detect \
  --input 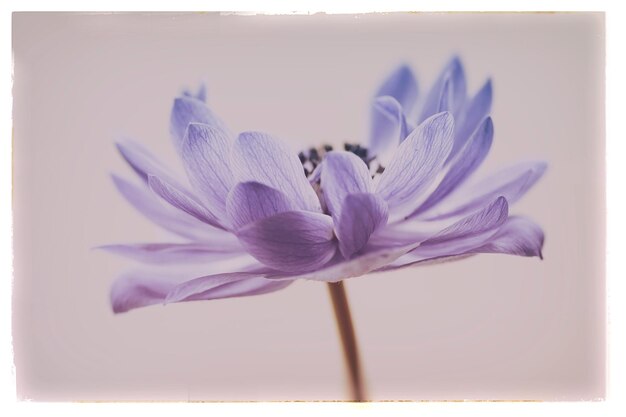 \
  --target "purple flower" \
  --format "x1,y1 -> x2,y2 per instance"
104,57 -> 546,313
